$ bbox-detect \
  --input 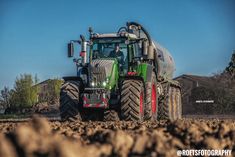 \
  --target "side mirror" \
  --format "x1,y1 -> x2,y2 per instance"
68,42 -> 74,57
142,41 -> 148,56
